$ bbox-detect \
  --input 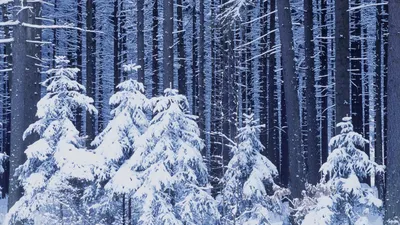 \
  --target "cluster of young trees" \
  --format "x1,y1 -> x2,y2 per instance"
0,0 -> 399,223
